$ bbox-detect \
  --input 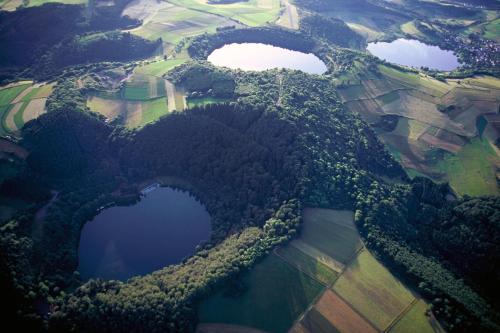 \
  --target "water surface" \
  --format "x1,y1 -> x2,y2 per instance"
208,43 -> 327,74
78,187 -> 211,281
367,38 -> 460,71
